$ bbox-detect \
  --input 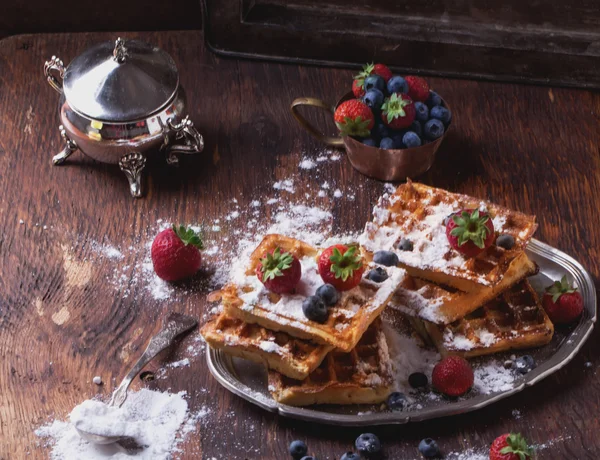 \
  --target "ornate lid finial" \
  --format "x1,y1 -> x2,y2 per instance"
113,37 -> 128,63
